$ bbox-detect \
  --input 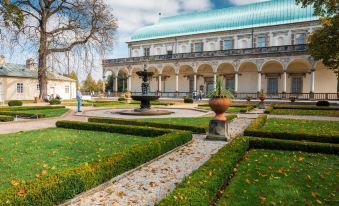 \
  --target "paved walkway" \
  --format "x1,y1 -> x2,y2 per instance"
0,107 -> 88,134
62,117 -> 253,206
268,114 -> 339,122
